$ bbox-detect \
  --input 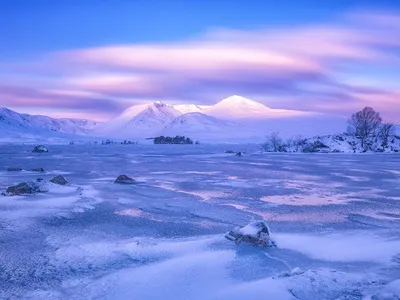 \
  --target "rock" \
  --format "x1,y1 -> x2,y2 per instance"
225,150 -> 235,153
6,180 -> 47,196
235,152 -> 243,157
31,168 -> 45,172
114,175 -> 135,184
225,221 -> 271,246
50,175 -> 69,185
32,145 -> 48,153
7,167 -> 22,172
